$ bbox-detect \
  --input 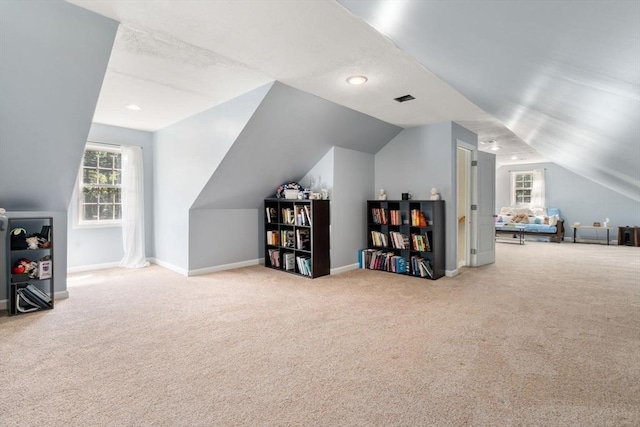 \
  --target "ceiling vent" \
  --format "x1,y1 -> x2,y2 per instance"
394,94 -> 415,103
